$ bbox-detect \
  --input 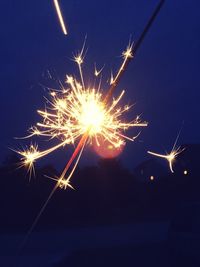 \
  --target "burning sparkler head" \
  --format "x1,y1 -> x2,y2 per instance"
35,78 -> 143,148
15,43 -> 147,184
77,90 -> 105,135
